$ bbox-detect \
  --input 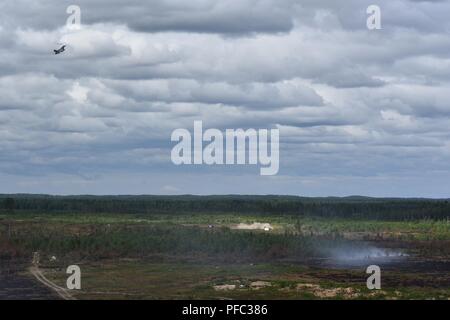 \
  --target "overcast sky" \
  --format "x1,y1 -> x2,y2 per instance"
0,0 -> 449,197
